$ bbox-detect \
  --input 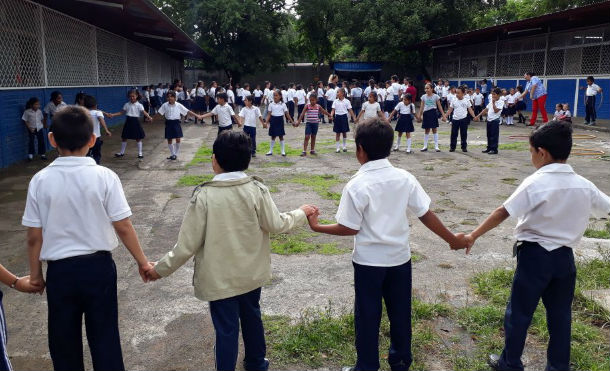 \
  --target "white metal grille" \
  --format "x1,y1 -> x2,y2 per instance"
0,0 -> 184,89
43,8 -> 97,86
0,0 -> 45,87
96,29 -> 126,85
